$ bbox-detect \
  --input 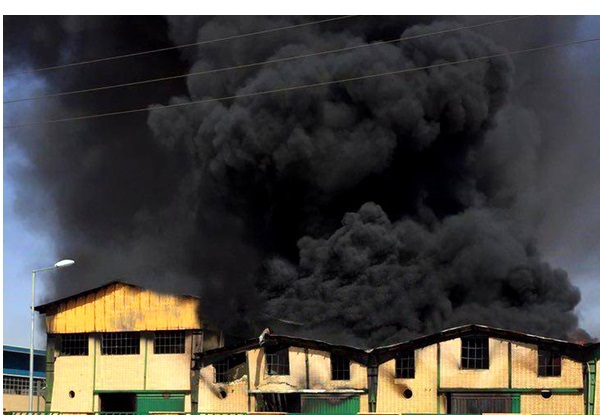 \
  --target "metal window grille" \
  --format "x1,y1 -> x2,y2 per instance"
265,346 -> 290,375
61,333 -> 89,356
395,350 -> 415,378
100,332 -> 140,355
538,348 -> 562,376
461,336 -> 489,369
214,353 -> 246,383
154,331 -> 185,354
3,376 -> 45,396
331,352 -> 350,380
